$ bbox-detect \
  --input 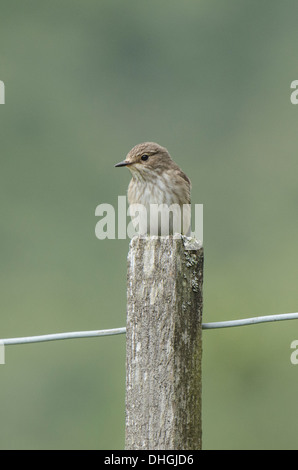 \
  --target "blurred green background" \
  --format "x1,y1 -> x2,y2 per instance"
0,0 -> 298,449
